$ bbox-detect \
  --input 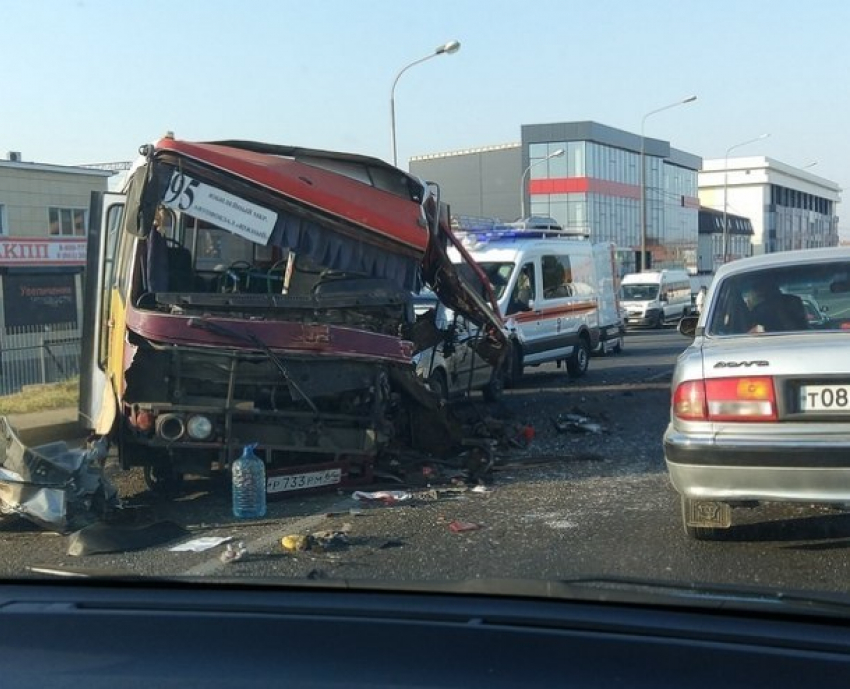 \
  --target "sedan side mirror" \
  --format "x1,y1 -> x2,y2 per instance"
678,315 -> 699,339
